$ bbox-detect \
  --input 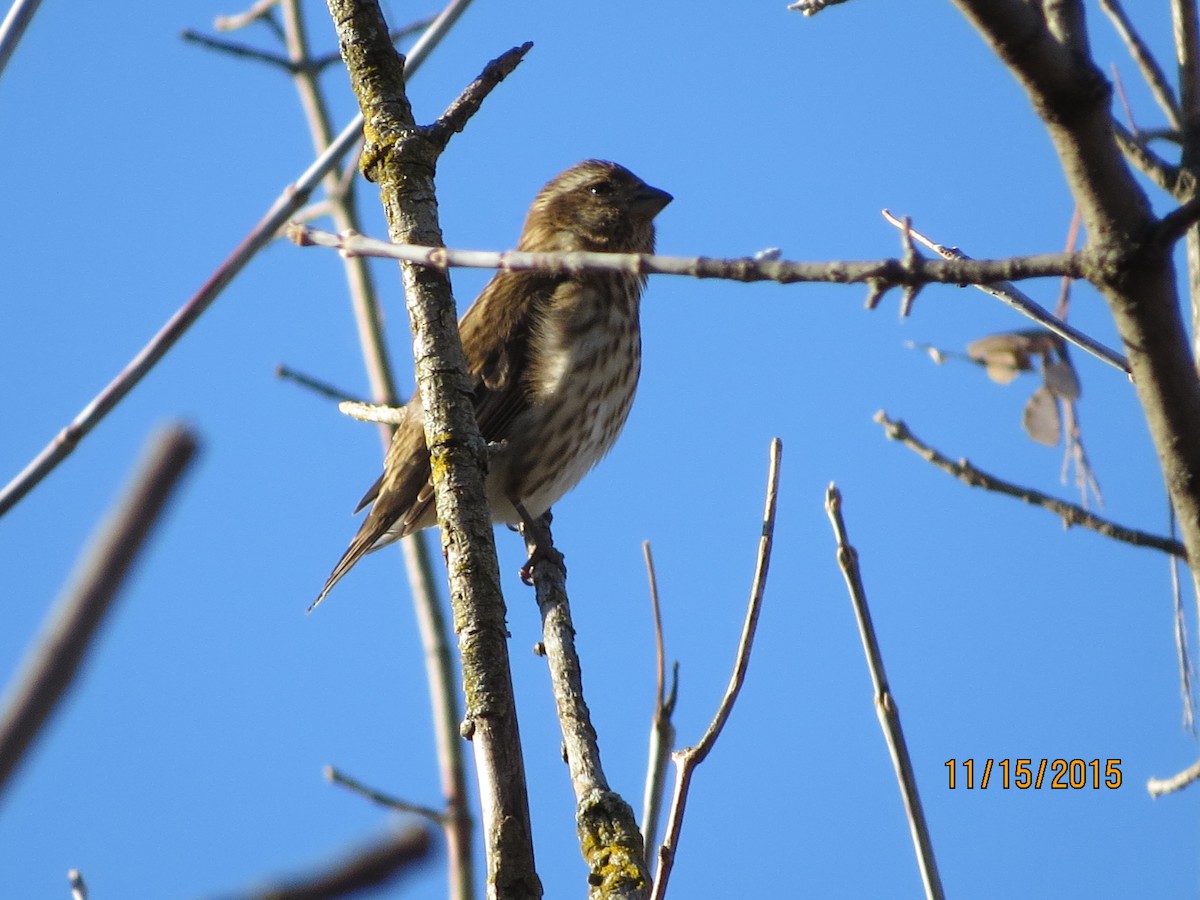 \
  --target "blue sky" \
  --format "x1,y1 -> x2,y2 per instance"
2,1 -> 1196,897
